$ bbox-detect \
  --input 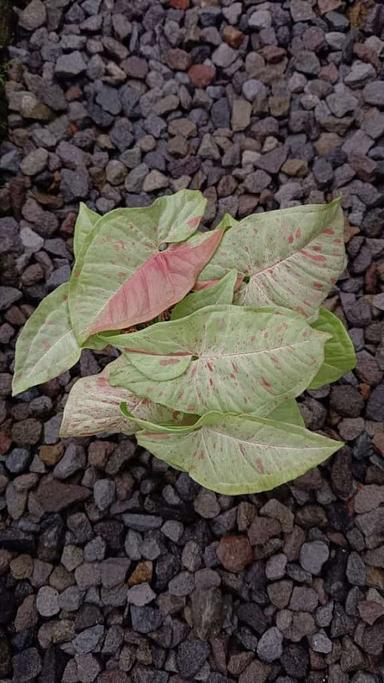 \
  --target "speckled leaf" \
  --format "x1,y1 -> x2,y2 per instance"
74,202 -> 100,259
126,411 -> 342,495
13,284 -> 80,396
309,307 -> 356,389
60,357 -> 188,438
109,305 -> 329,416
68,190 -> 223,343
198,199 -> 345,318
268,400 -> 305,427
171,270 -> 237,320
